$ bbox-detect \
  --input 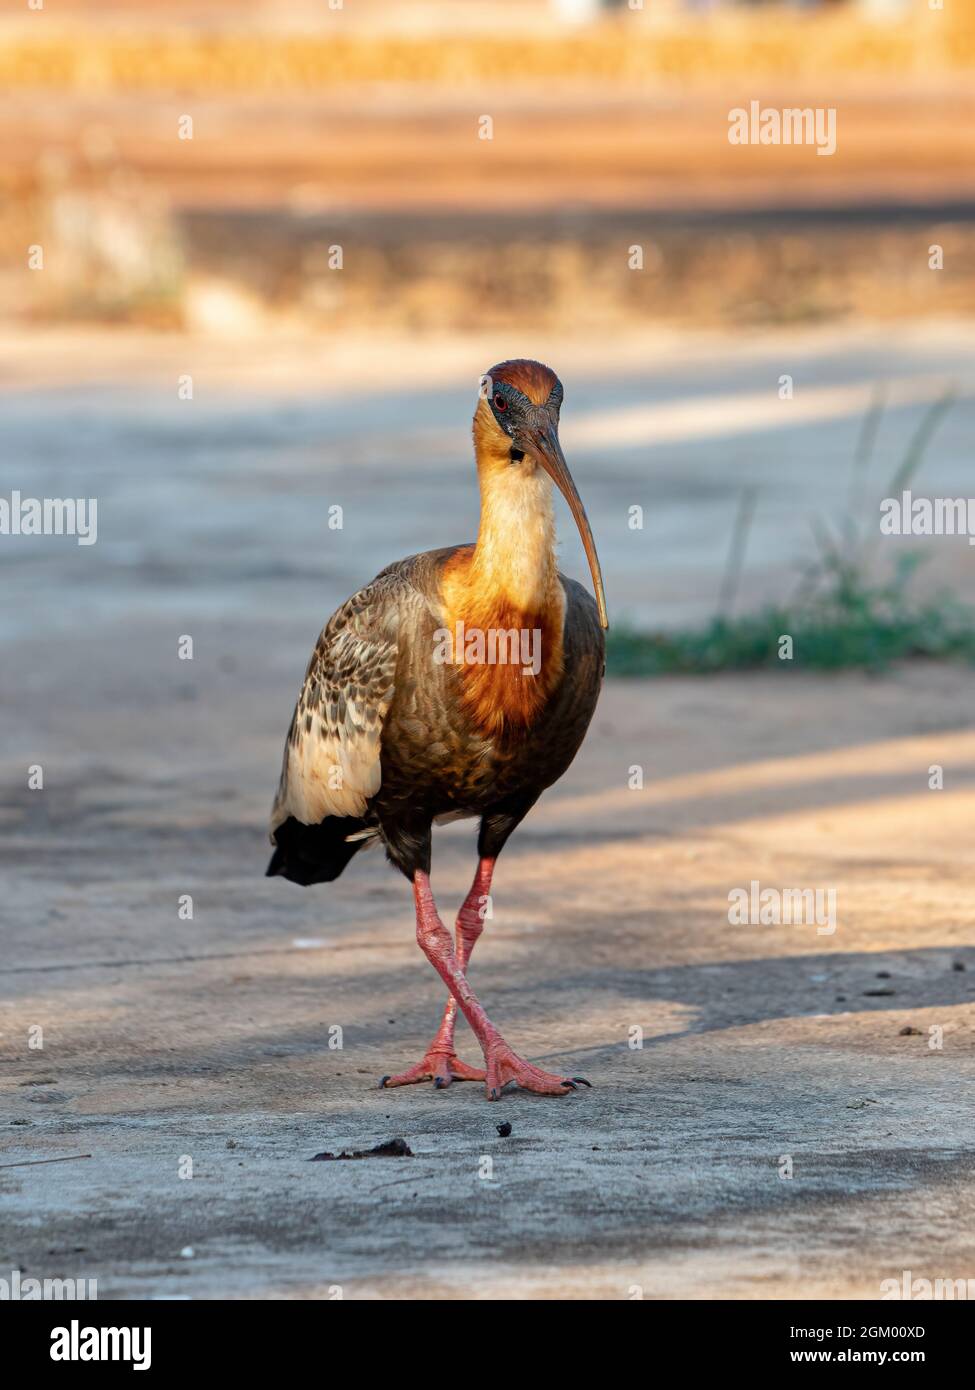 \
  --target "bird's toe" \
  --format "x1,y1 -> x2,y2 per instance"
381,1049 -> 483,1091
484,1042 -> 590,1098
